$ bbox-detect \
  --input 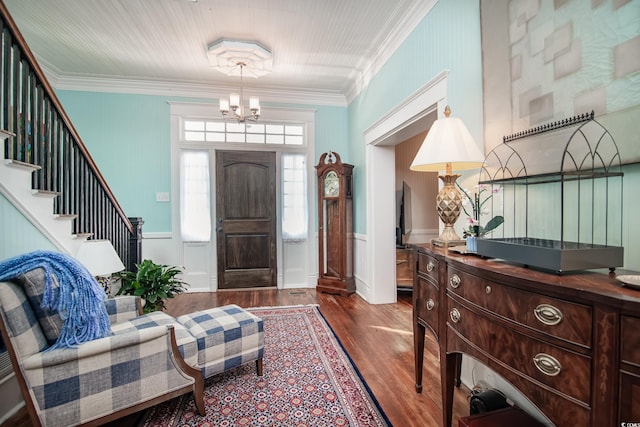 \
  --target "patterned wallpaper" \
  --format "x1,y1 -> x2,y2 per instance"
509,0 -> 639,125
